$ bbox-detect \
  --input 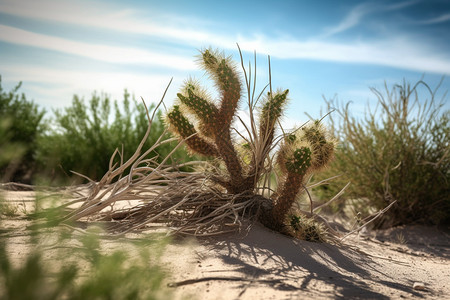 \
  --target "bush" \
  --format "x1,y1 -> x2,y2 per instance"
0,77 -> 46,183
319,80 -> 449,228
37,90 -> 193,184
